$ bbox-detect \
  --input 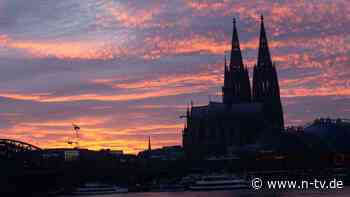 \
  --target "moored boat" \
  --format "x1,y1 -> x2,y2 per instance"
149,184 -> 185,192
72,183 -> 128,195
189,174 -> 249,191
